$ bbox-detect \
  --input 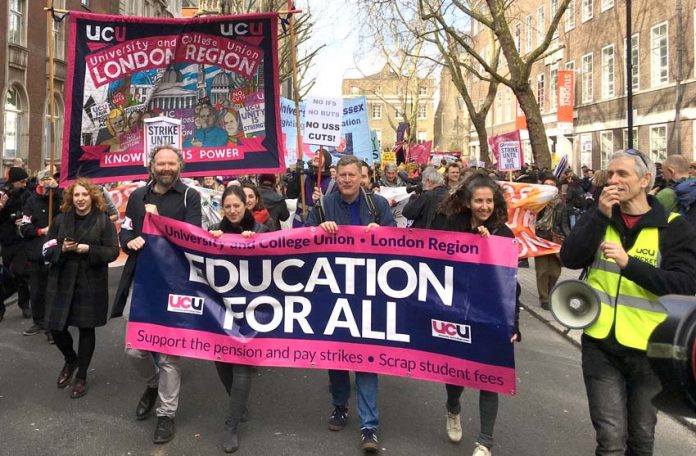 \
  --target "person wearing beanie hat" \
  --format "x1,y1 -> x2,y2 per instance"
0,166 -> 32,322
257,175 -> 289,231
285,149 -> 336,227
